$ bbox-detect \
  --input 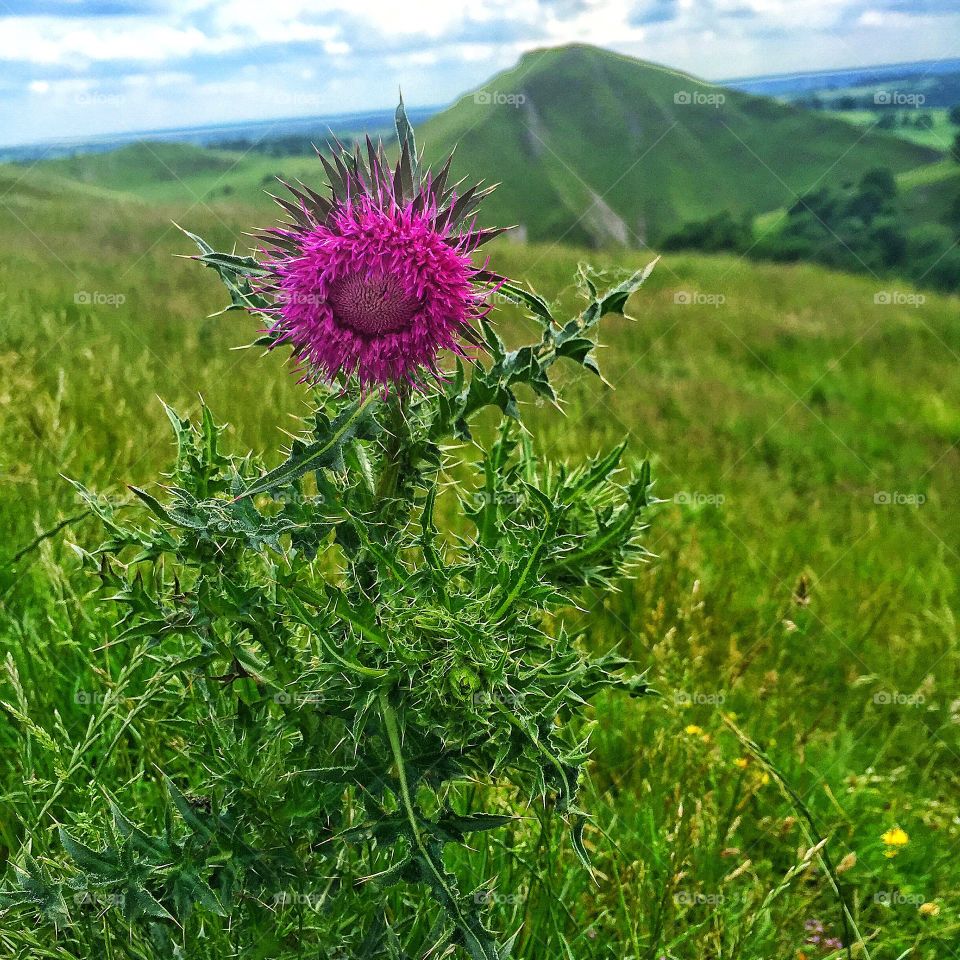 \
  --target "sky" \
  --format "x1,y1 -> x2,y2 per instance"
1,0 -> 959,147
